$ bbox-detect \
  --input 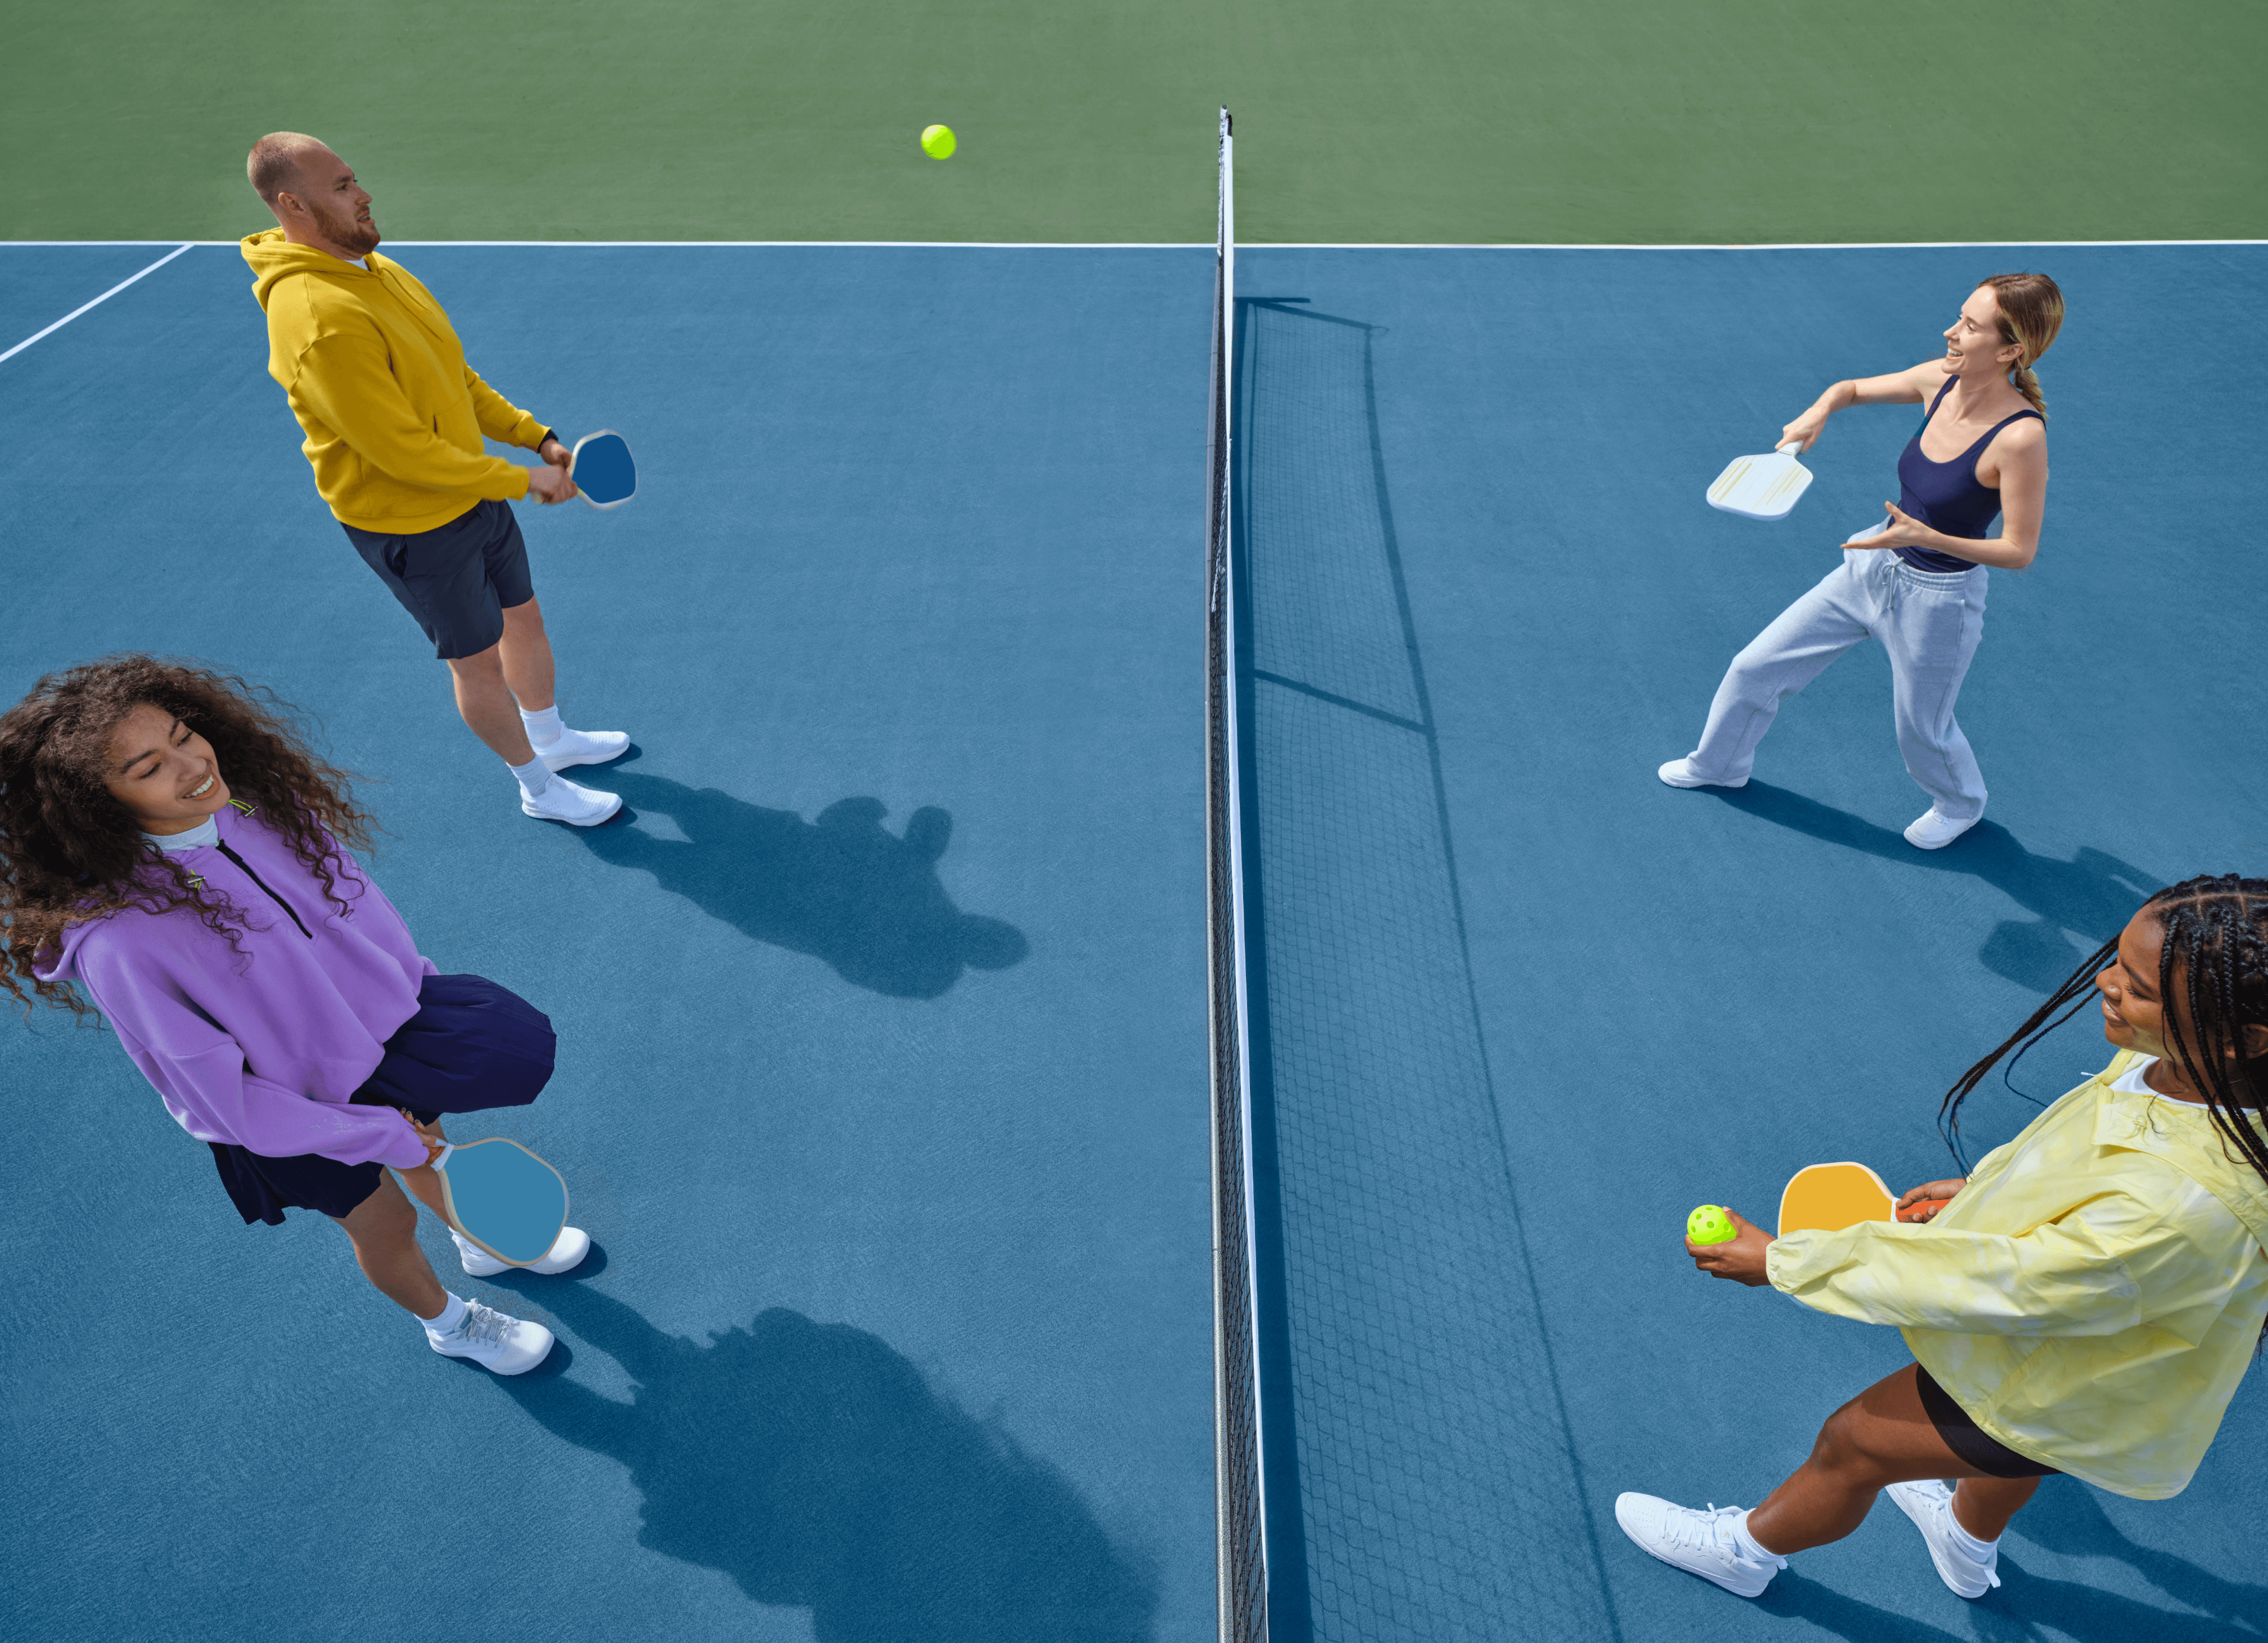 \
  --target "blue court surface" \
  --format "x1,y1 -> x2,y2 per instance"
4,240 -> 2265,1643
1,243 -> 1216,1642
